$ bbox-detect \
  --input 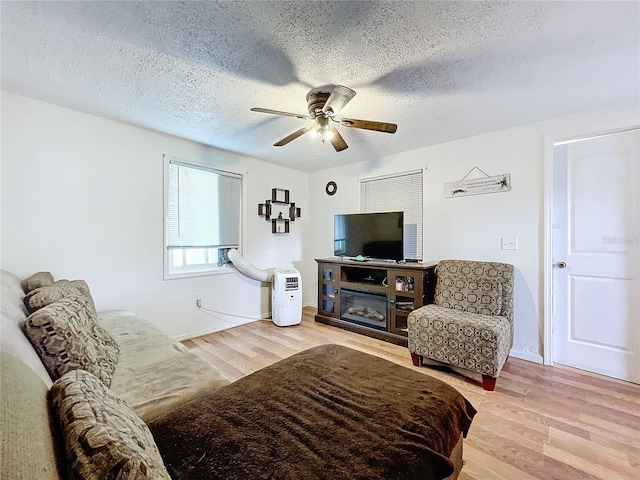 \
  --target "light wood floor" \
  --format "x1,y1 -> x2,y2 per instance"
182,307 -> 640,480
